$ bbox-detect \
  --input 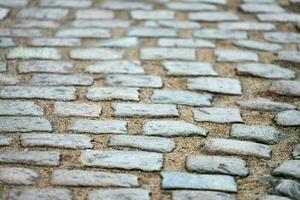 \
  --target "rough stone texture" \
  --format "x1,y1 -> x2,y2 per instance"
258,13 -> 300,22
237,98 -> 296,112
30,38 -> 81,47
240,3 -> 284,13
17,8 -> 69,20
0,135 -> 12,146
72,20 -> 131,28
93,37 -> 138,48
106,75 -> 162,88
40,0 -> 92,8
131,10 -> 175,20
54,102 -> 101,117
189,12 -> 239,21
167,2 -> 217,11
0,37 -> 15,48
278,51 -> 300,63
56,28 -> 110,38
0,8 -> 9,20
7,48 -> 61,60
145,20 -> 201,29
127,28 -> 177,37
9,189 -> 73,200
293,144 -> 300,159
0,100 -> 43,116
194,29 -> 247,40
158,38 -> 215,48
172,191 -> 236,200
0,74 -> 20,85
0,167 -> 39,185
215,49 -> 259,62
264,32 -> 300,44
30,74 -> 93,86
88,189 -> 150,200
70,48 -> 124,60
272,179 -> 300,200
0,62 -> 6,72
275,110 -> 300,126
85,60 -> 144,74
162,61 -> 217,76
272,160 -> 300,179
0,117 -> 52,132
258,195 -> 292,200
233,40 -> 282,52
86,87 -> 139,101
193,107 -> 243,123
18,61 -> 73,74
76,9 -> 114,19
102,1 -> 152,10
269,81 -> 300,97
141,48 -> 196,60
218,22 -> 275,31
